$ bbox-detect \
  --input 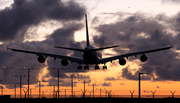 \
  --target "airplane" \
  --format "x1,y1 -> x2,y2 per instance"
8,14 -> 173,70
